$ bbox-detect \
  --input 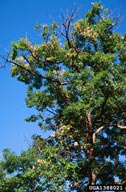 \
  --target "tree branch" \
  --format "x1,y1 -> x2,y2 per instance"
86,112 -> 92,131
2,56 -> 71,86
117,120 -> 126,129
60,8 -> 78,48
92,119 -> 126,143
46,108 -> 57,116
96,162 -> 107,178
28,48 -> 62,65
93,125 -> 106,143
